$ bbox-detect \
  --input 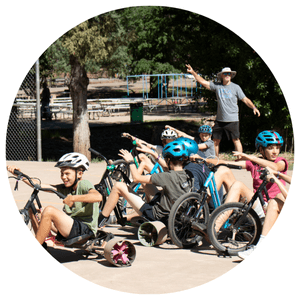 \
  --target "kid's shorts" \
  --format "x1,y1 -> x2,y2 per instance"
212,121 -> 240,140
139,193 -> 161,221
56,219 -> 94,241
